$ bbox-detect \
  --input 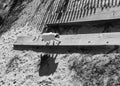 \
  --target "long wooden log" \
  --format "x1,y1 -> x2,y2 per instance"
14,32 -> 120,46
